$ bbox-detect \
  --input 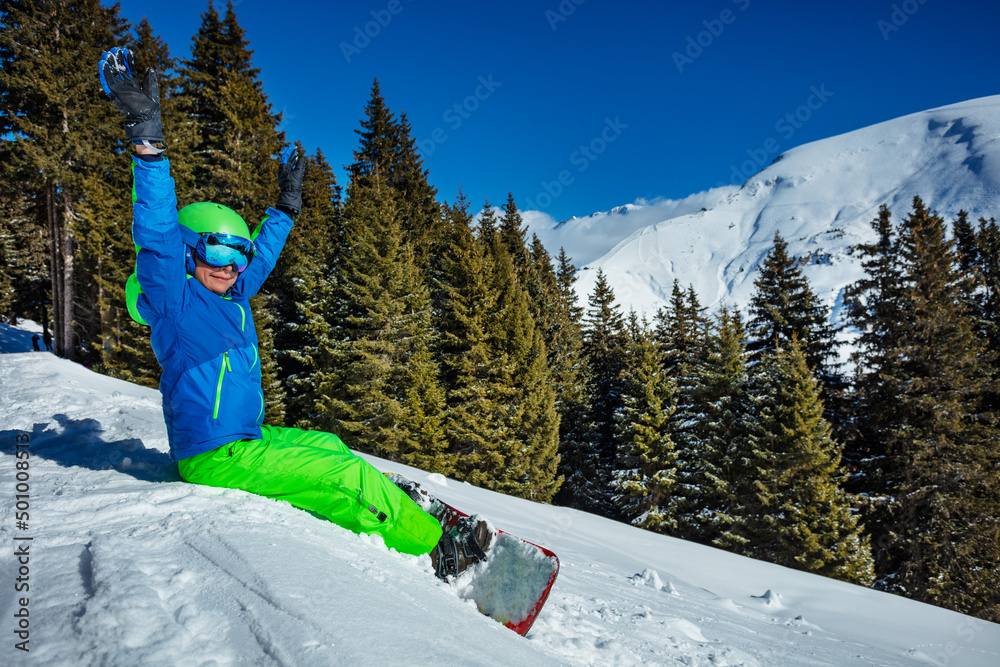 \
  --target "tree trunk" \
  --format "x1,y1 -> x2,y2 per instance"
46,180 -> 64,357
60,188 -> 75,361
98,256 -> 115,366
